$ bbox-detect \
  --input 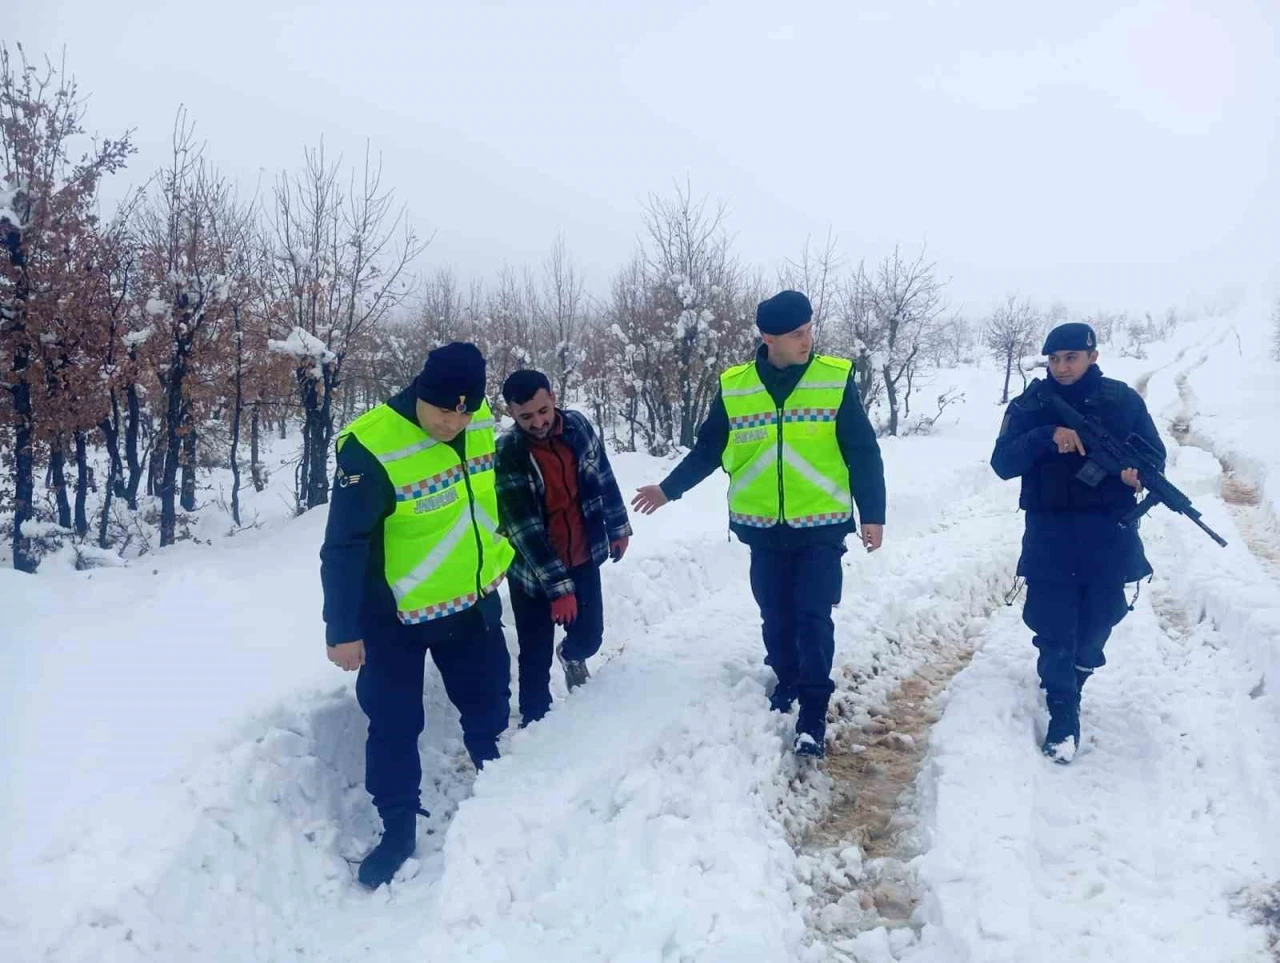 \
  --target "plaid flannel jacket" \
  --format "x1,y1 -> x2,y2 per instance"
495,409 -> 633,600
